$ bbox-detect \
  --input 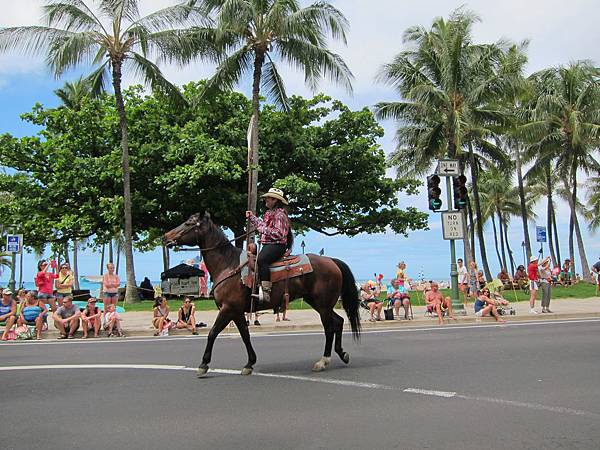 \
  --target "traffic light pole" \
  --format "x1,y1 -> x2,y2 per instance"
446,177 -> 465,315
